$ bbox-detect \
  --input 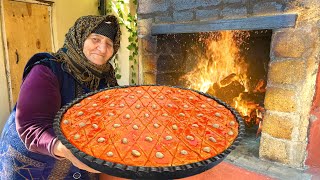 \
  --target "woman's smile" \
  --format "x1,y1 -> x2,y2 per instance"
83,33 -> 114,65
